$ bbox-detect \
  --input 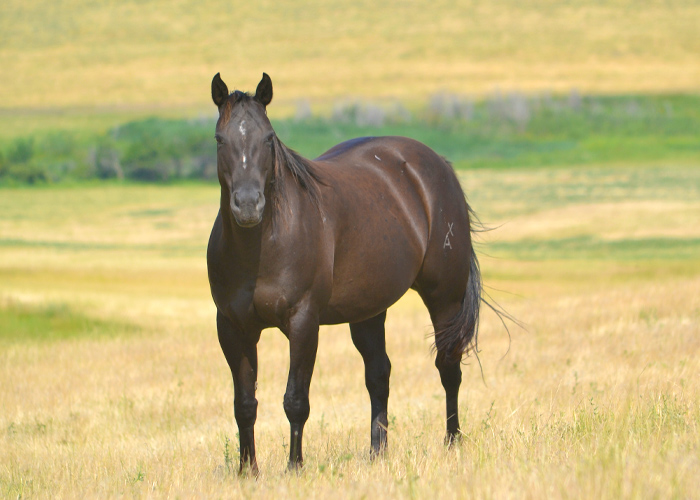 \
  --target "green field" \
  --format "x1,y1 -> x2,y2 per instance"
3,93 -> 700,184
1,166 -> 698,497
